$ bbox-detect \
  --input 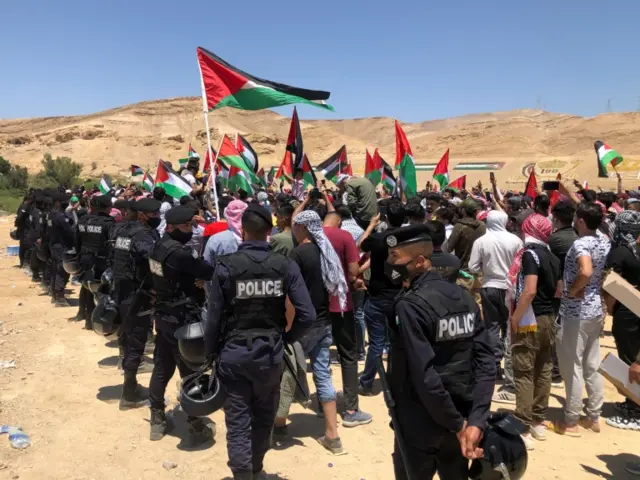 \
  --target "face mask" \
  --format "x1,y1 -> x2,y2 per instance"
169,229 -> 193,244
384,260 -> 411,285
146,216 -> 161,229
